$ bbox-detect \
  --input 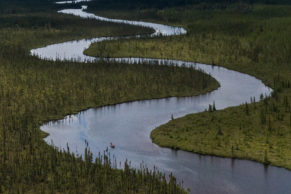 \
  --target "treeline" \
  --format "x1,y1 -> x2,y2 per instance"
1,0 -> 290,15
1,0 -> 291,14
87,0 -> 291,10
0,0 -> 54,14
0,11 -> 153,50
0,0 -> 81,14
